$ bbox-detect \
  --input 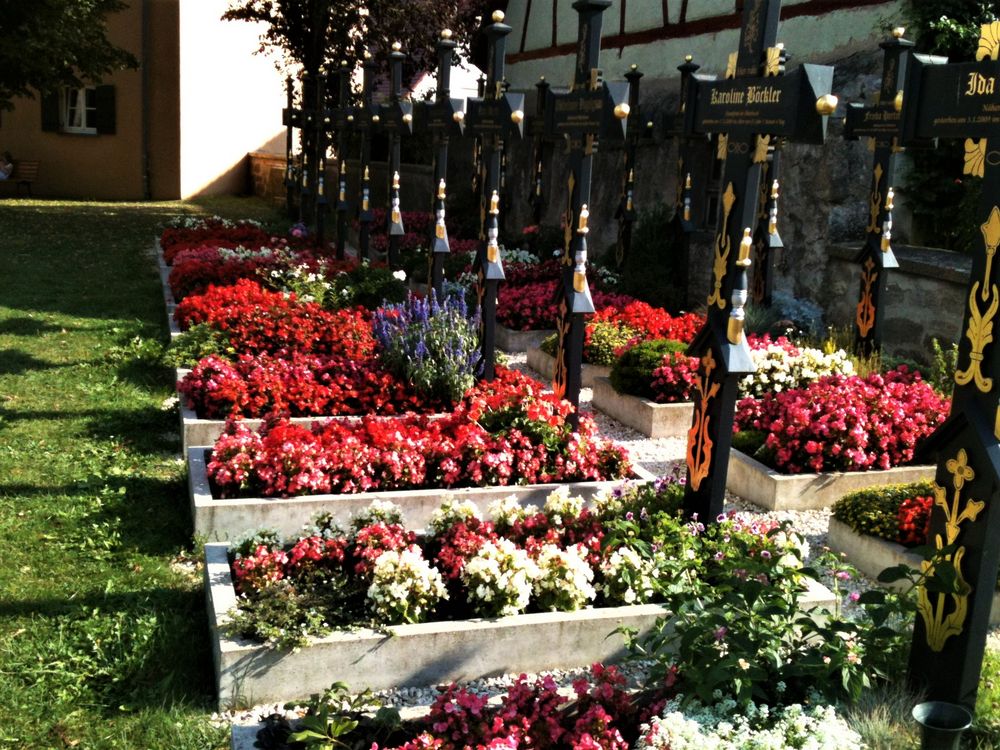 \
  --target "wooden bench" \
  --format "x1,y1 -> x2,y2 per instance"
0,160 -> 40,197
